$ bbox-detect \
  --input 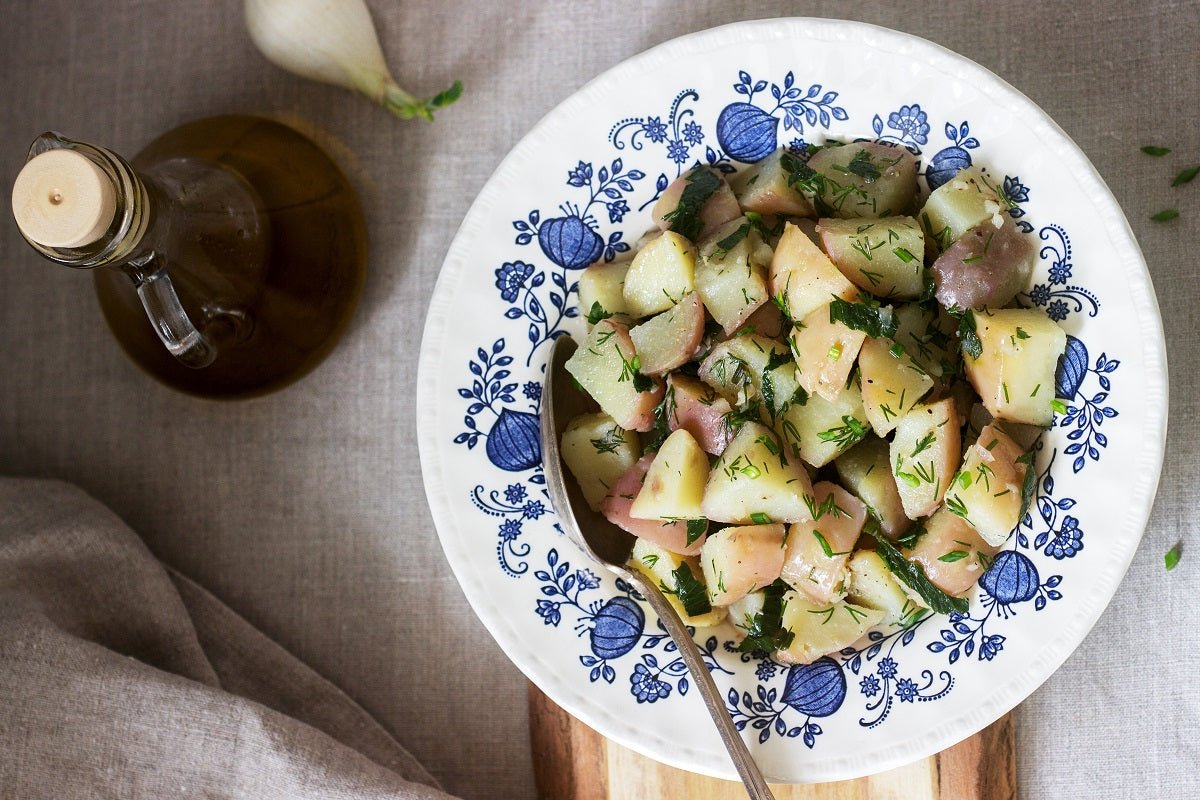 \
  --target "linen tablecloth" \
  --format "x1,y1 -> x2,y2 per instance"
0,2 -> 1196,797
